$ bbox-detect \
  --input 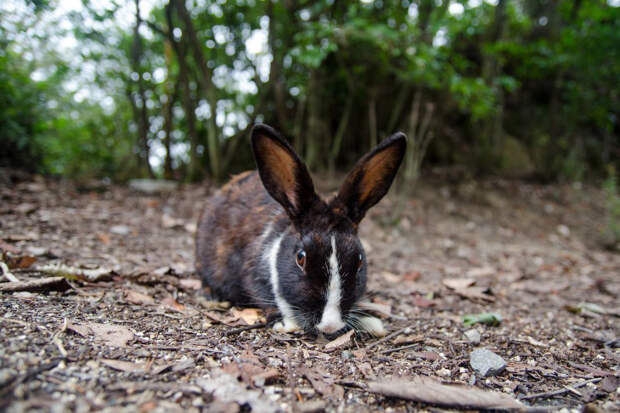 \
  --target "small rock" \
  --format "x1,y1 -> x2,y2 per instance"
470,348 -> 506,377
437,368 -> 451,377
464,329 -> 481,345
557,224 -> 570,237
110,225 -> 130,235
341,350 -> 354,360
